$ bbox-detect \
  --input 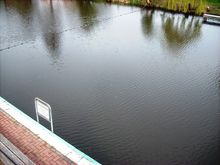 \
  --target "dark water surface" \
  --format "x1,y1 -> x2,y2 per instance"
1,0 -> 220,164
